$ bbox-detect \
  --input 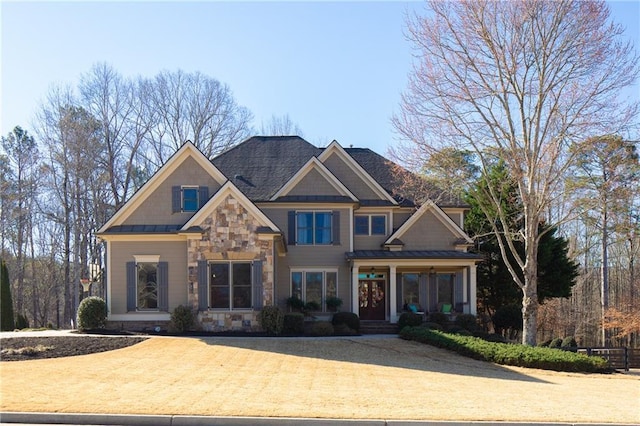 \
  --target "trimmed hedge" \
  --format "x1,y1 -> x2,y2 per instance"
283,312 -> 305,335
258,306 -> 284,335
398,312 -> 423,330
77,297 -> 107,331
399,326 -> 609,373
332,312 -> 360,333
